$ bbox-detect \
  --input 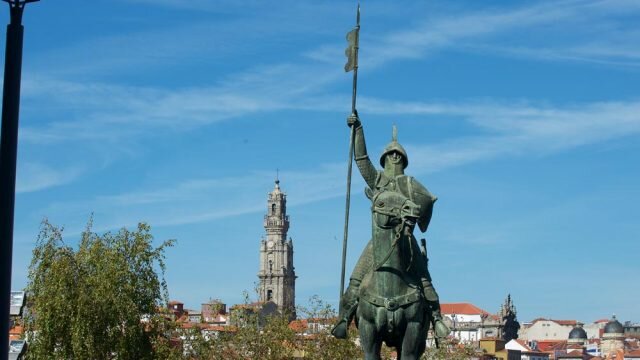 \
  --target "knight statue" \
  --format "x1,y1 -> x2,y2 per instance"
332,113 -> 450,343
